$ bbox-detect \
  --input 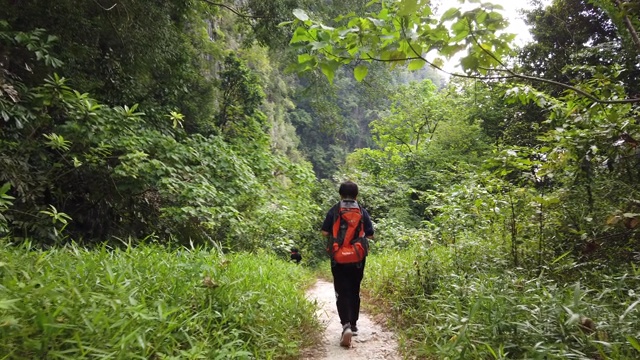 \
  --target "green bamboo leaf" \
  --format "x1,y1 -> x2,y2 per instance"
0,182 -> 10,194
627,336 -> 640,352
620,299 -> 640,320
0,299 -> 20,310
551,250 -> 571,264
354,65 -> 368,82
